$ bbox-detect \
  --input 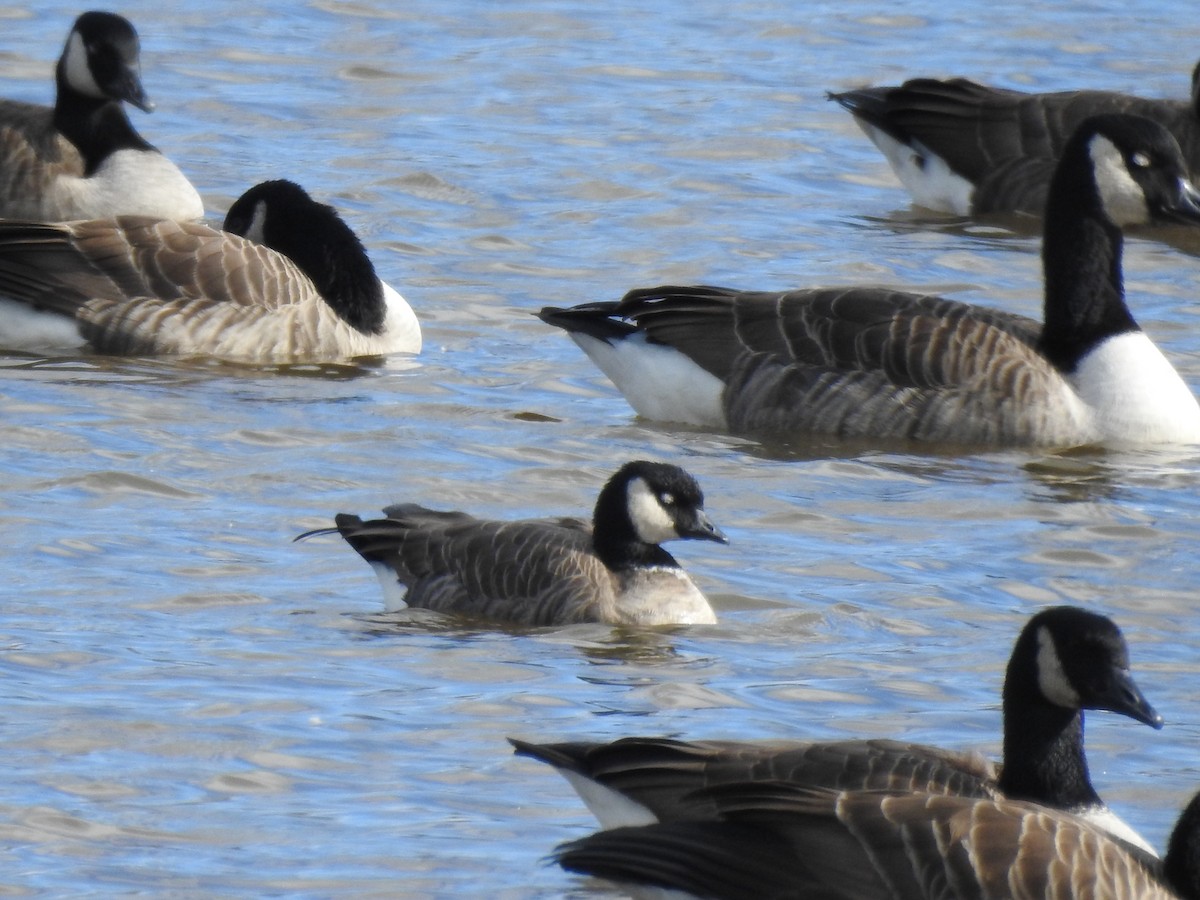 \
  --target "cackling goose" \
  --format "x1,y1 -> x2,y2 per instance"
0,11 -> 203,221
0,179 -> 421,360
513,606 -> 1163,855
554,782 -> 1200,899
829,63 -> 1200,217
303,460 -> 727,626
540,114 -> 1200,448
